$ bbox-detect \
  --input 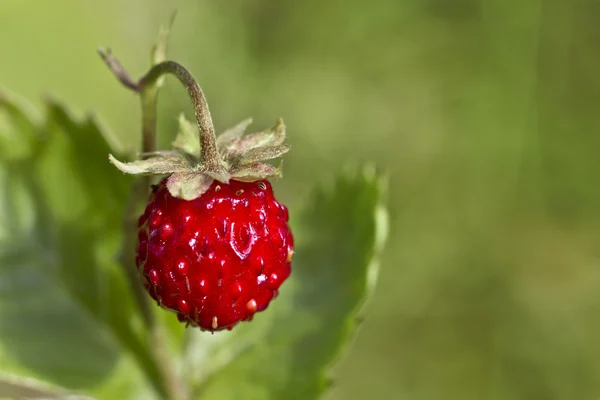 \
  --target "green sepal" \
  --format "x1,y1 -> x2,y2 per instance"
234,144 -> 291,167
173,113 -> 201,158
230,161 -> 283,181
166,172 -> 214,200
224,118 -> 286,159
216,118 -> 253,151
112,112 -> 288,200
108,153 -> 191,175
